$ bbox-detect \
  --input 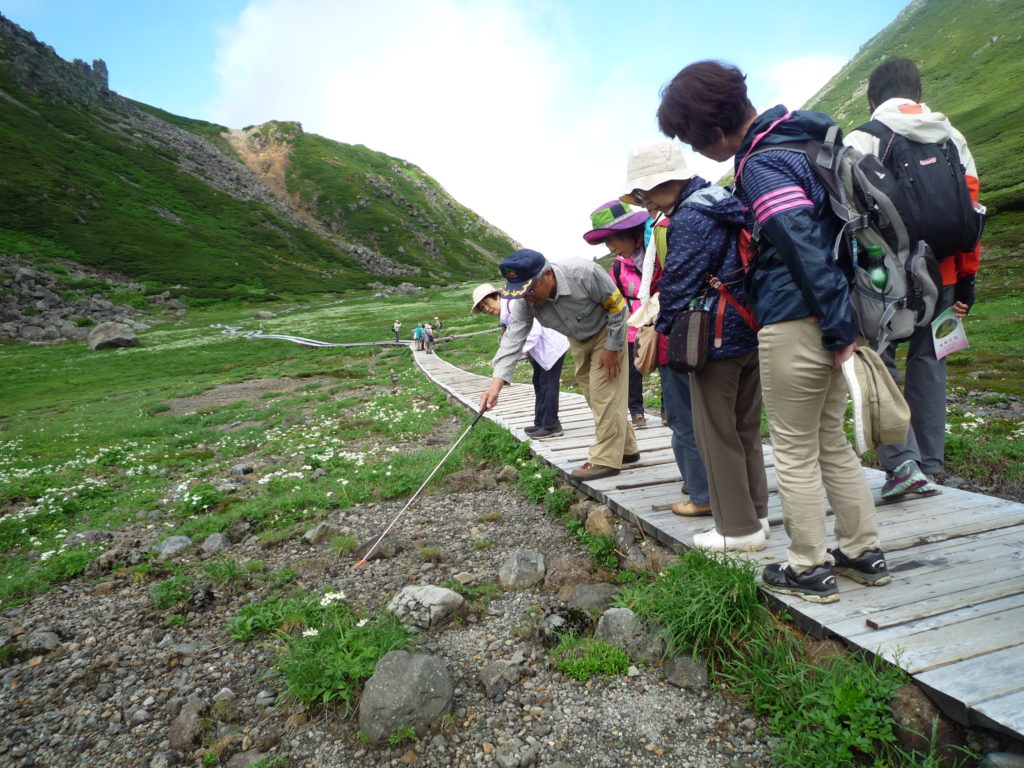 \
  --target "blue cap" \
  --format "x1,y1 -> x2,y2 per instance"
499,249 -> 547,298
